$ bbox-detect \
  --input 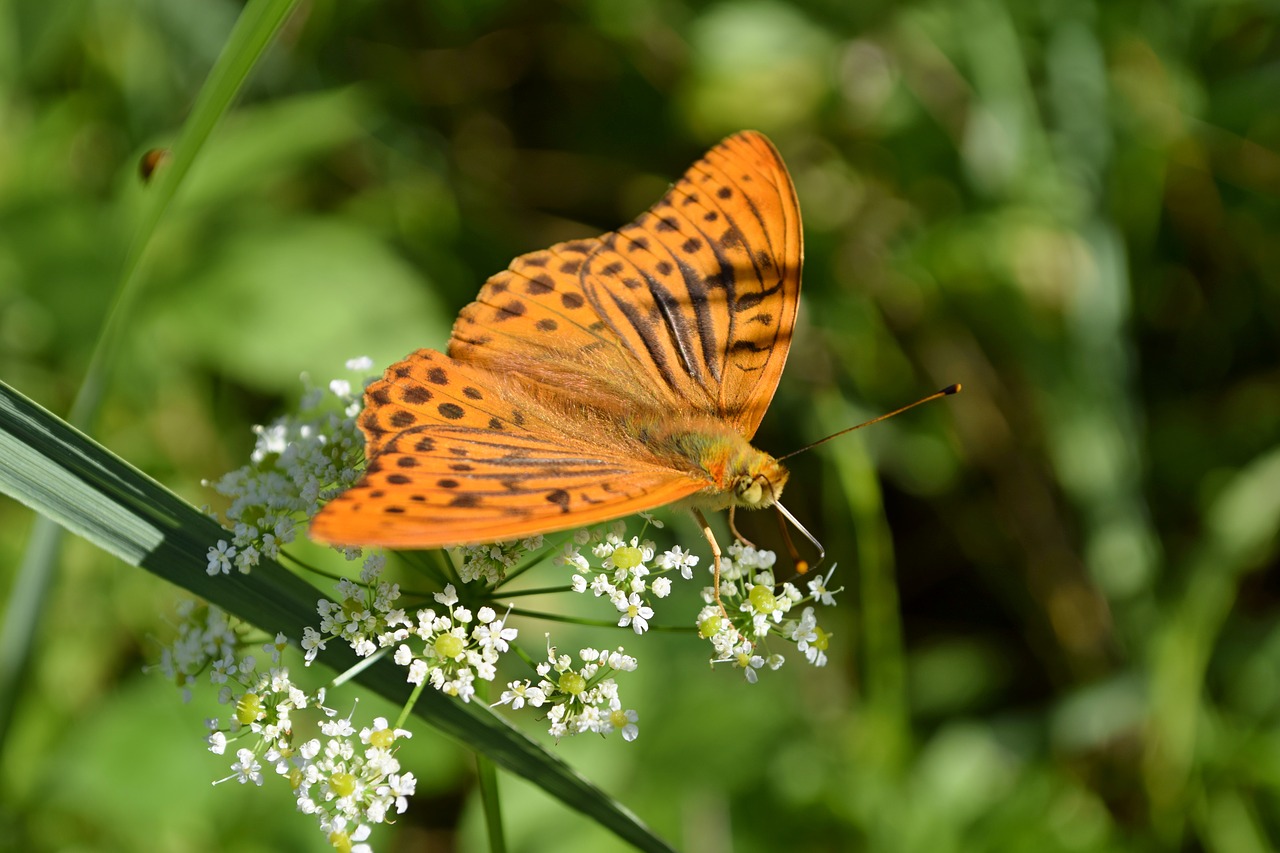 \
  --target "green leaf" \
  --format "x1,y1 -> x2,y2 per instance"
0,380 -> 675,853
